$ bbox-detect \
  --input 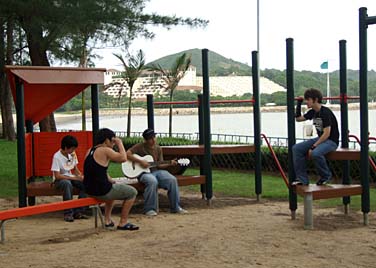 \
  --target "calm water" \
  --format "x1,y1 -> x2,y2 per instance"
57,109 -> 376,141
